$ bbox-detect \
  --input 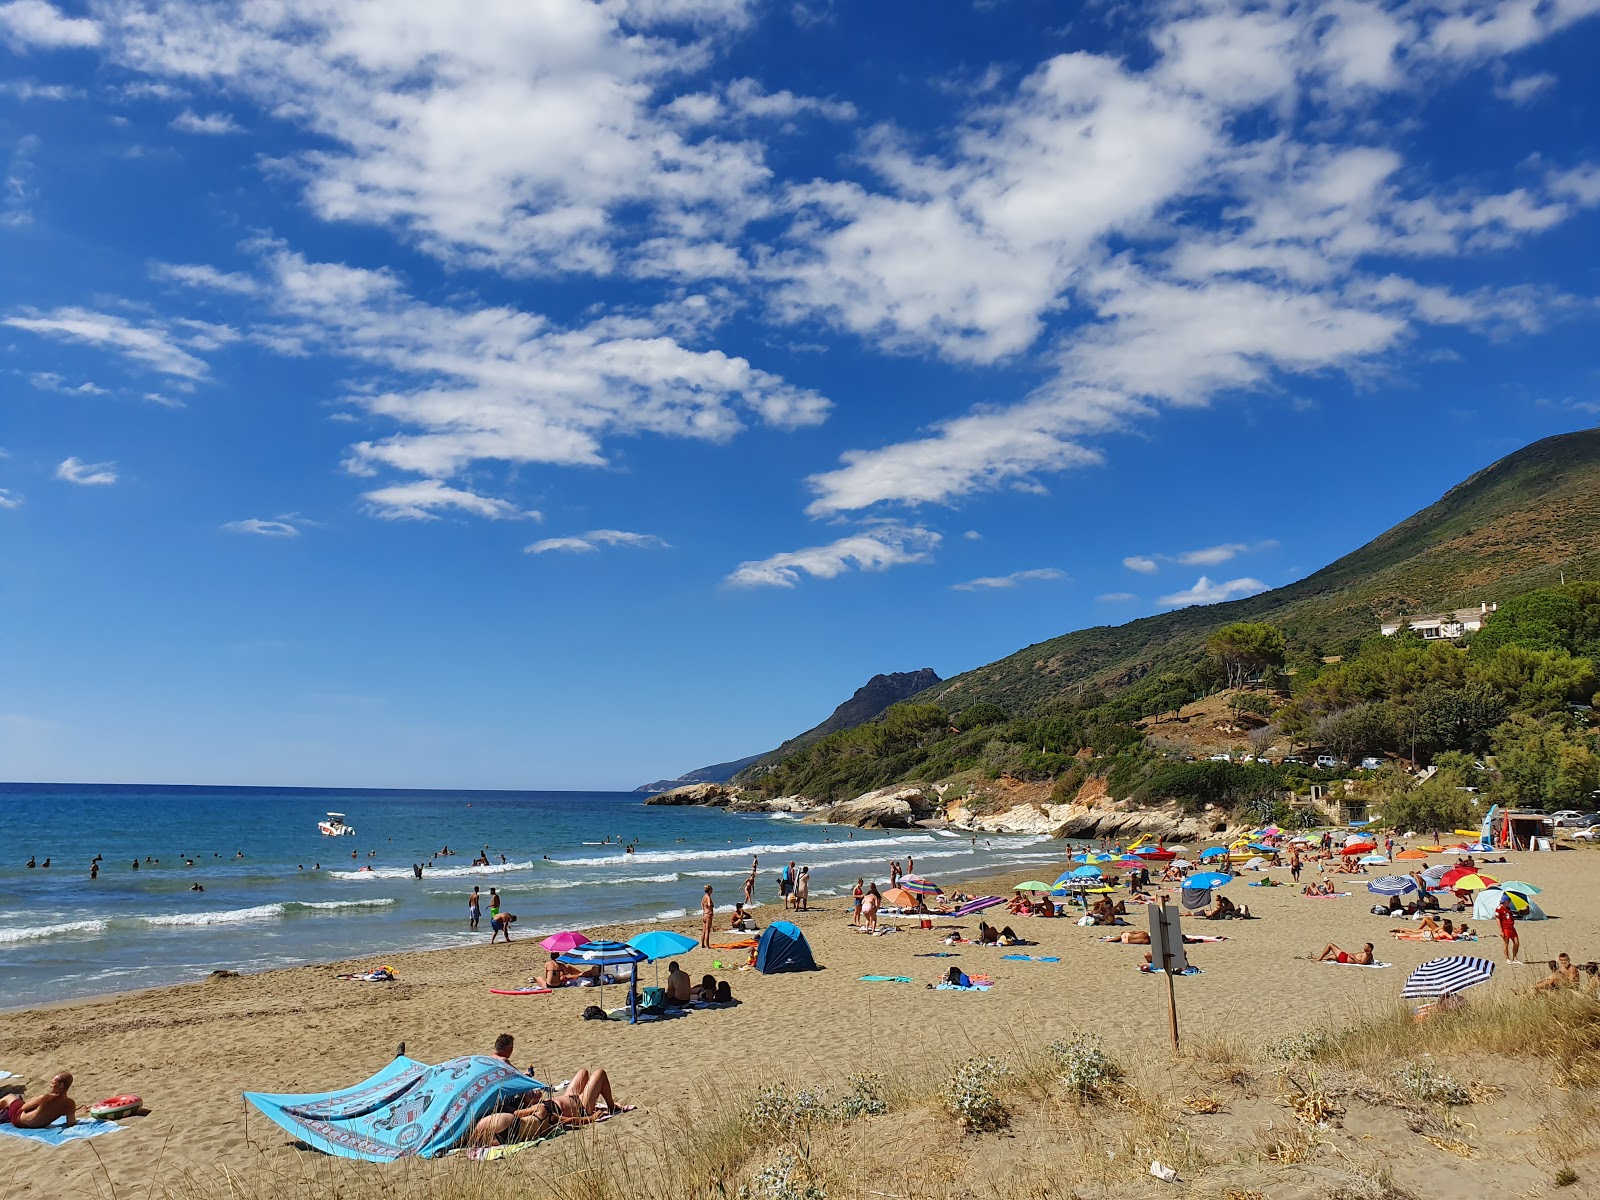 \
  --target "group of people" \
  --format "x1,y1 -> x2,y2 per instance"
471,1035 -> 630,1145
